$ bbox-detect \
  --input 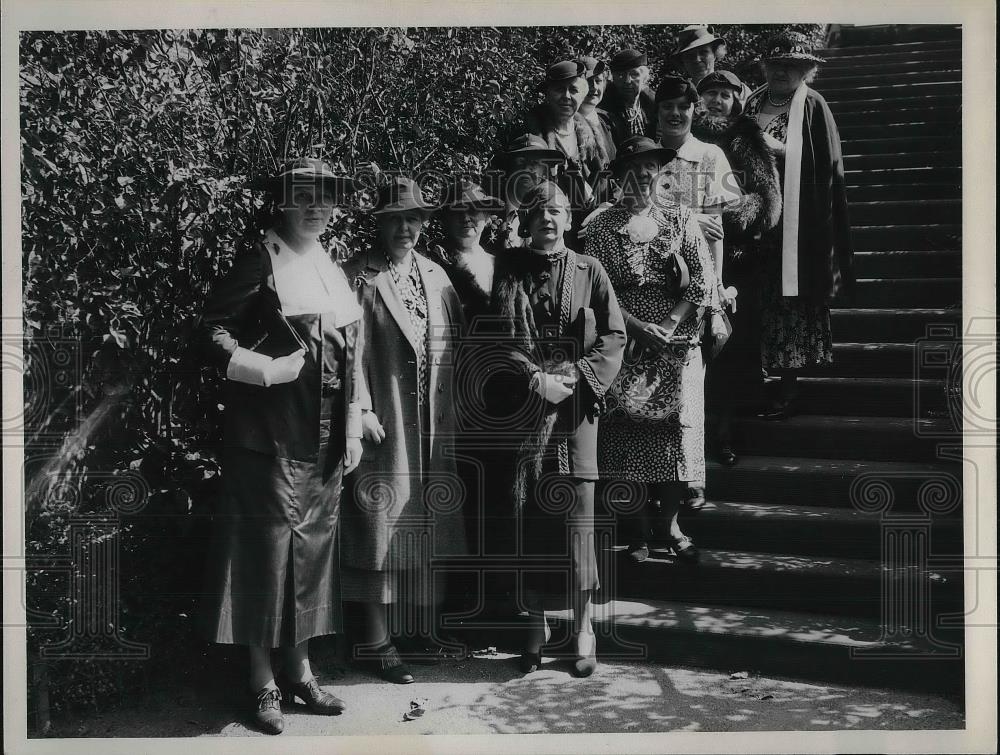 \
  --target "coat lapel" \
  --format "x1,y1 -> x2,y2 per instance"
367,250 -> 421,355
414,252 -> 446,343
